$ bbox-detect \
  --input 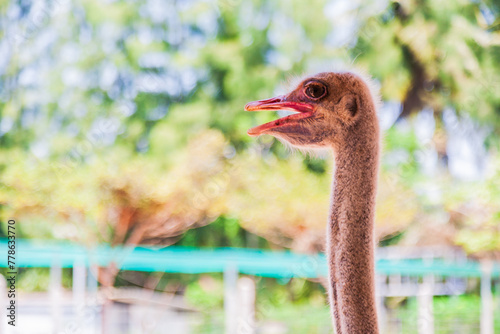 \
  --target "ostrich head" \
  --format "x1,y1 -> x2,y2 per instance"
245,72 -> 378,150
